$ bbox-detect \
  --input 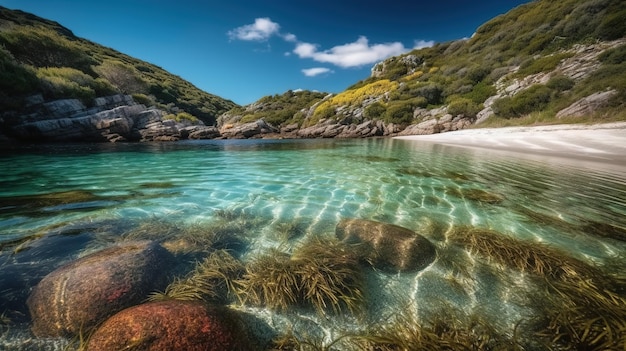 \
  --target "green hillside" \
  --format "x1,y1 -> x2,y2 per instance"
341,0 -> 626,127
226,0 -> 626,130
0,6 -> 237,125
